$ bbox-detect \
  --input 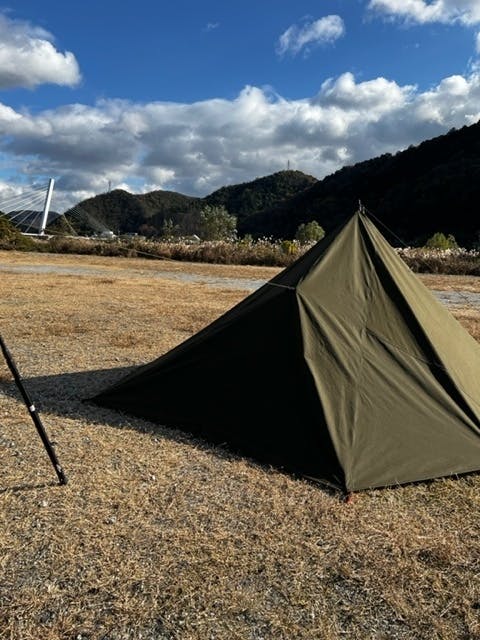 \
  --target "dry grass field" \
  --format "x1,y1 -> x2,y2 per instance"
0,251 -> 479,640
